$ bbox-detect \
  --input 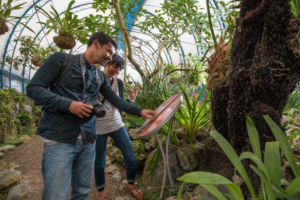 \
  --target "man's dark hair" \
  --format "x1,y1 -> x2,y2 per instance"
105,54 -> 124,69
87,31 -> 117,49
